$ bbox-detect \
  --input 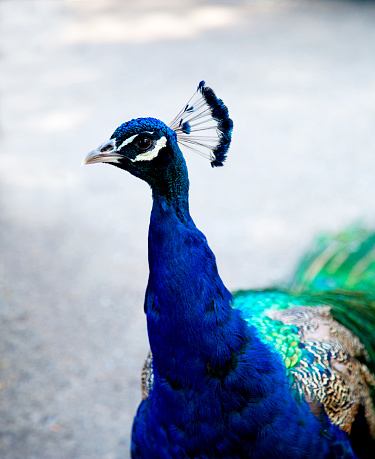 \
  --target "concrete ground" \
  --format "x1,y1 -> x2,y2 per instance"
1,0 -> 375,457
